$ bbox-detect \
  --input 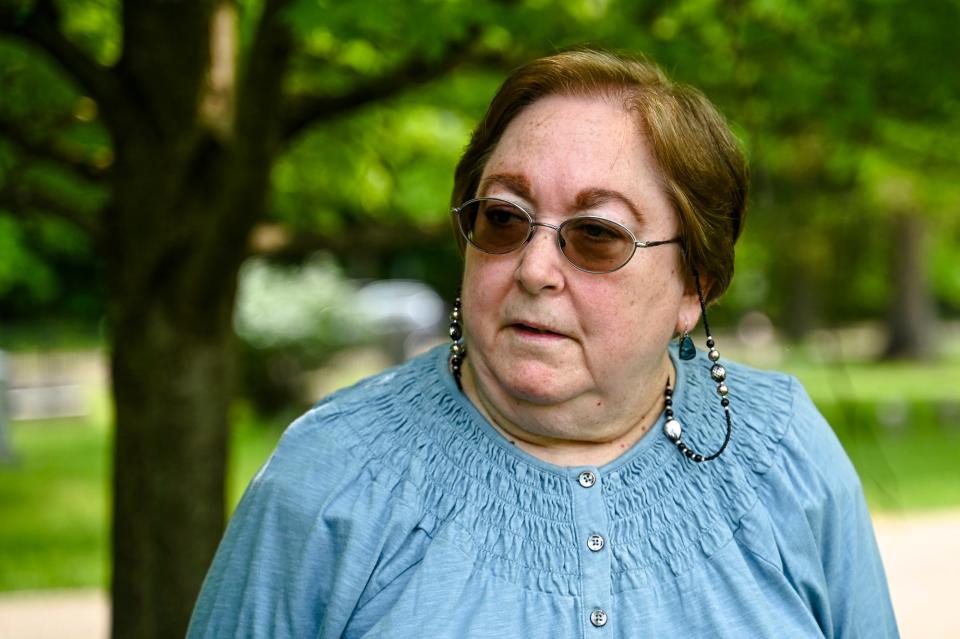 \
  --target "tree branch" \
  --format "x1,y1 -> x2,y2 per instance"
234,0 -> 295,146
0,182 -> 102,238
250,221 -> 451,262
280,27 -> 482,142
0,0 -> 123,133
0,116 -> 109,182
